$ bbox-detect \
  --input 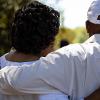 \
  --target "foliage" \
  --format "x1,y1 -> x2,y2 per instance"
54,27 -> 88,49
0,0 -> 33,56
73,27 -> 89,43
